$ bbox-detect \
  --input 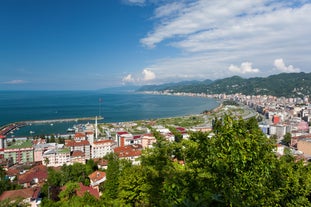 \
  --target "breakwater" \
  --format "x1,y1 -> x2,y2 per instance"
0,116 -> 103,136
